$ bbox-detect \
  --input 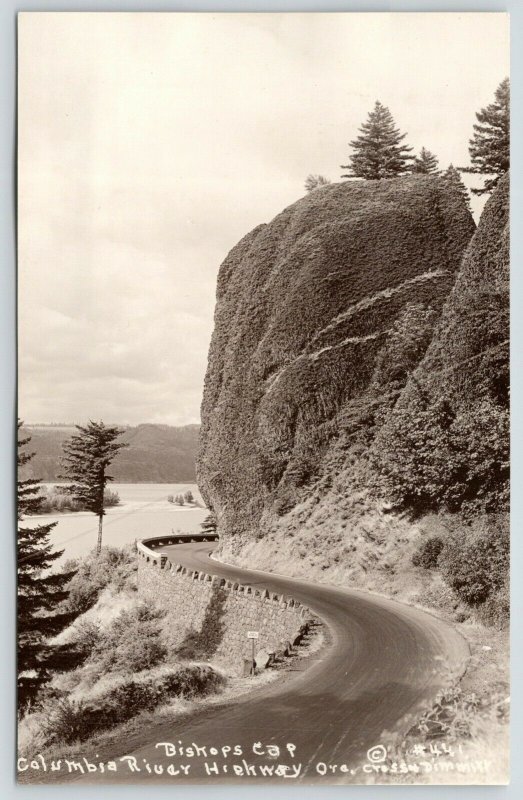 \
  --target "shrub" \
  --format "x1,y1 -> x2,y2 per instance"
184,489 -> 194,504
72,620 -> 102,659
102,488 -> 121,508
477,580 -> 509,628
440,515 -> 509,605
39,666 -> 226,745
412,535 -> 445,569
62,546 -> 136,615
90,604 -> 167,673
